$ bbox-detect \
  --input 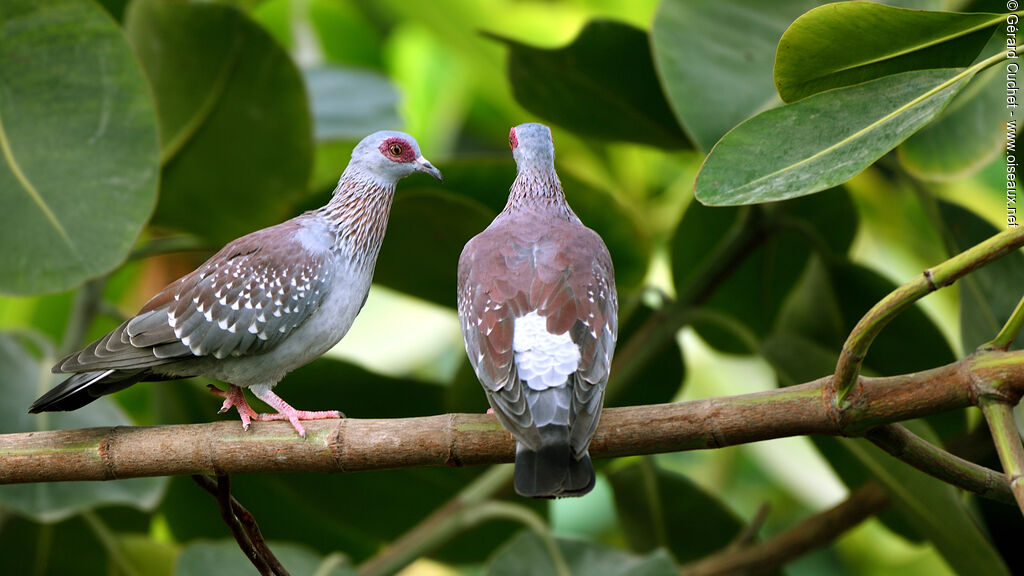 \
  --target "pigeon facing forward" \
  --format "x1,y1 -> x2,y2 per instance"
457,123 -> 617,497
30,131 -> 441,437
